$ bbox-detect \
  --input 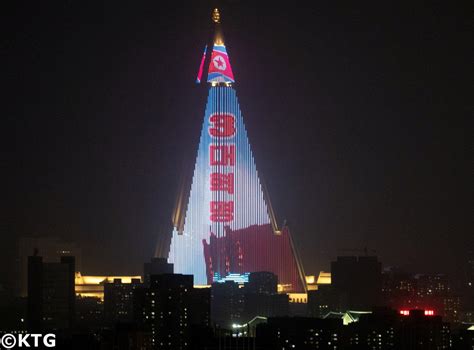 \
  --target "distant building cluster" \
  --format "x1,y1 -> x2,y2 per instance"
381,268 -> 464,324
0,241 -> 473,349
